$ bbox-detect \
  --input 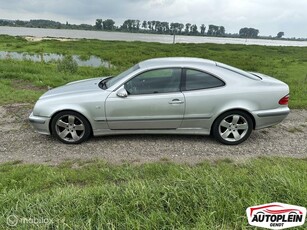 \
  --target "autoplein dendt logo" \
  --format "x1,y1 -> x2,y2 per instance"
246,202 -> 306,229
